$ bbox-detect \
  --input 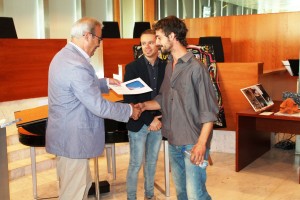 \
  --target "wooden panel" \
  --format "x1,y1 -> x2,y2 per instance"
184,12 -> 300,72
217,62 -> 263,130
102,38 -> 140,78
113,0 -> 120,28
260,70 -> 298,101
14,105 -> 48,126
144,0 -> 155,26
0,39 -> 66,102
